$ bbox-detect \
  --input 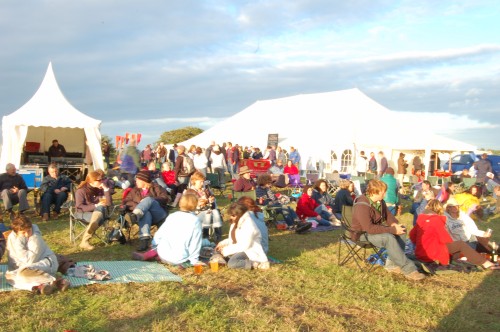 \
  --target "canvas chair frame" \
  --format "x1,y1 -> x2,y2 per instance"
337,205 -> 386,271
